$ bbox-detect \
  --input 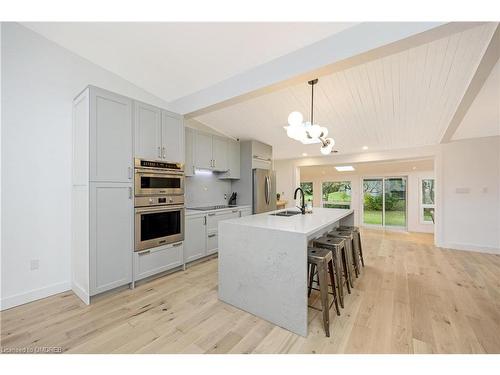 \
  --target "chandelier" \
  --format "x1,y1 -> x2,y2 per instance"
284,78 -> 335,155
